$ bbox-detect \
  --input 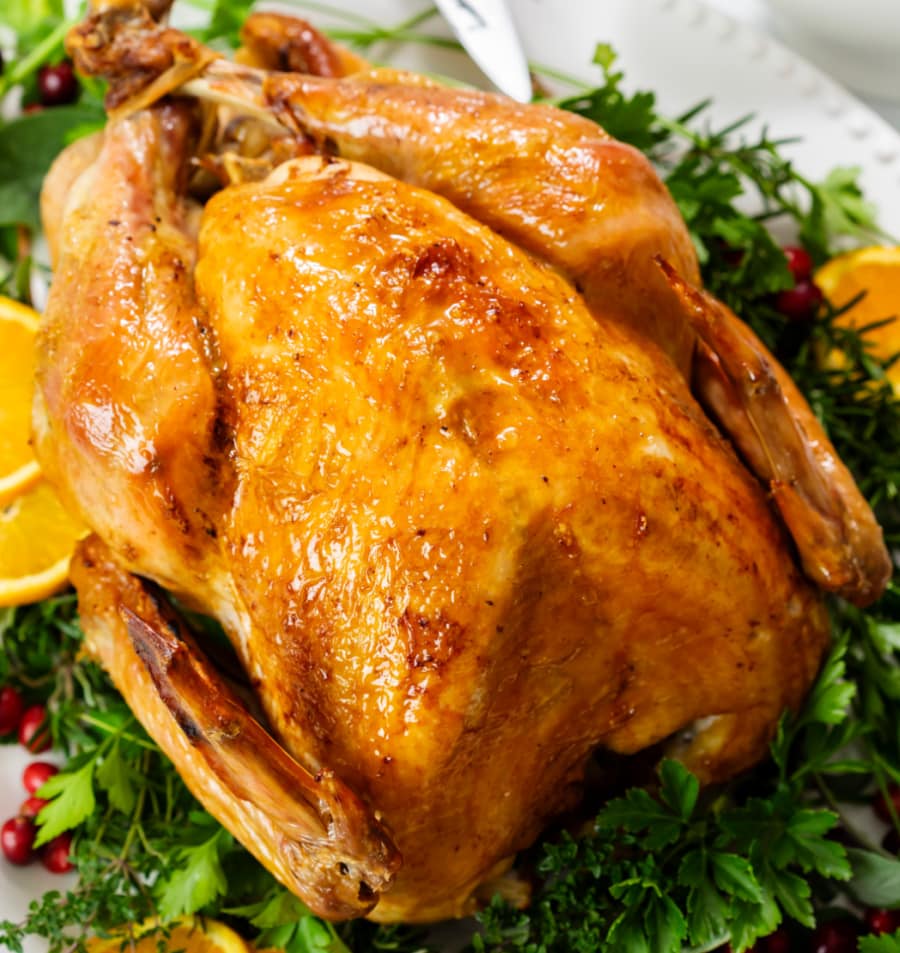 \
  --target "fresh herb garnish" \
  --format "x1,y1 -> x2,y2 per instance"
860,932 -> 900,953
0,106 -> 105,232
474,640 -> 883,952
0,601 -> 417,953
